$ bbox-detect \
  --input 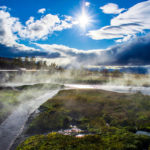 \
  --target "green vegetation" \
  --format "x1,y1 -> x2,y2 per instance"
26,89 -> 150,134
17,131 -> 150,150
0,83 -> 63,124
0,89 -> 20,123
18,89 -> 150,150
